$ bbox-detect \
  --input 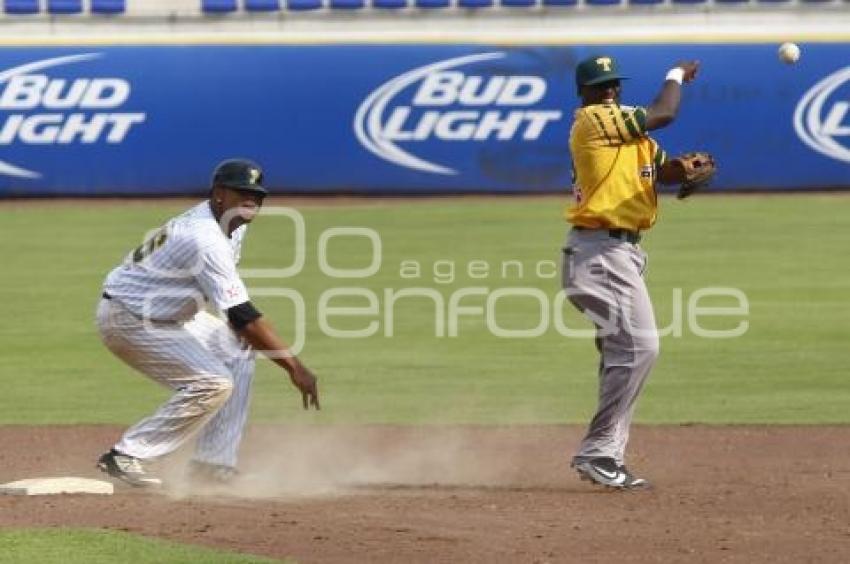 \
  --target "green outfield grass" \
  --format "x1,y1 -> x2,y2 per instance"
0,528 -> 281,563
1,194 -> 848,425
